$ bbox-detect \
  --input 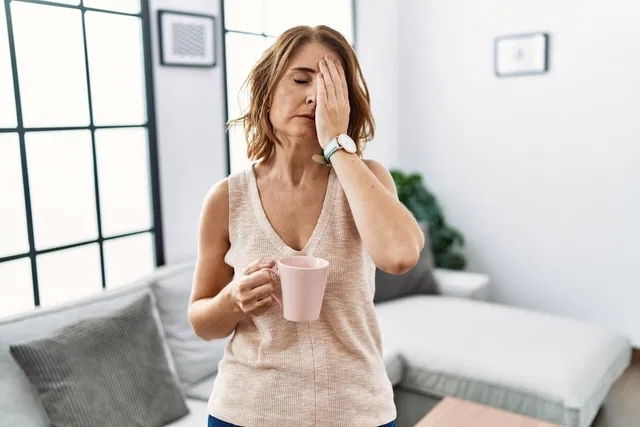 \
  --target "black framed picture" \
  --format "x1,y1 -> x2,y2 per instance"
494,32 -> 549,77
158,10 -> 216,67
